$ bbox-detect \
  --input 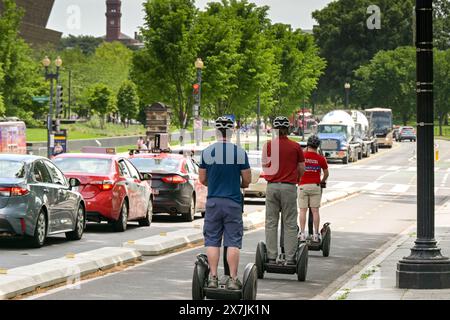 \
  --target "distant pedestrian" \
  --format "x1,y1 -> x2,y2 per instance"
137,137 -> 145,150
